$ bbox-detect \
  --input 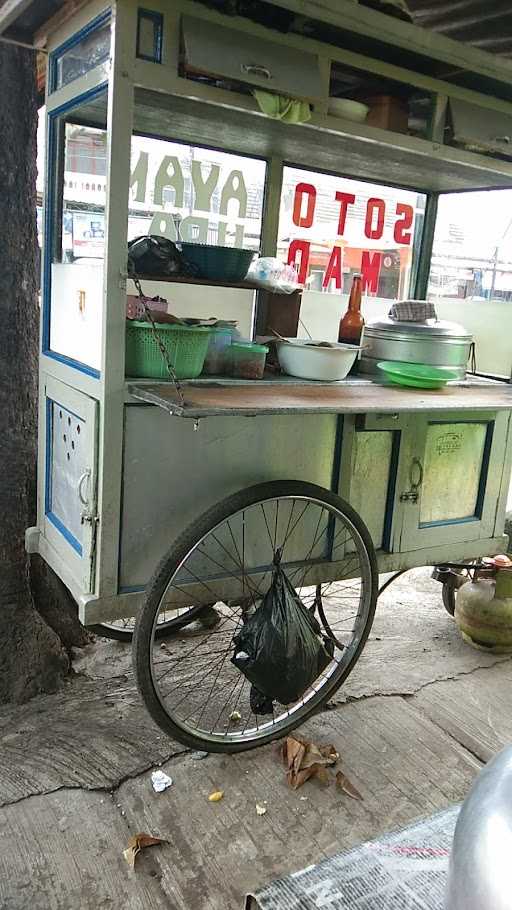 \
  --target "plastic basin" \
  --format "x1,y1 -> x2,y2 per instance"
180,243 -> 255,282
278,340 -> 359,381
